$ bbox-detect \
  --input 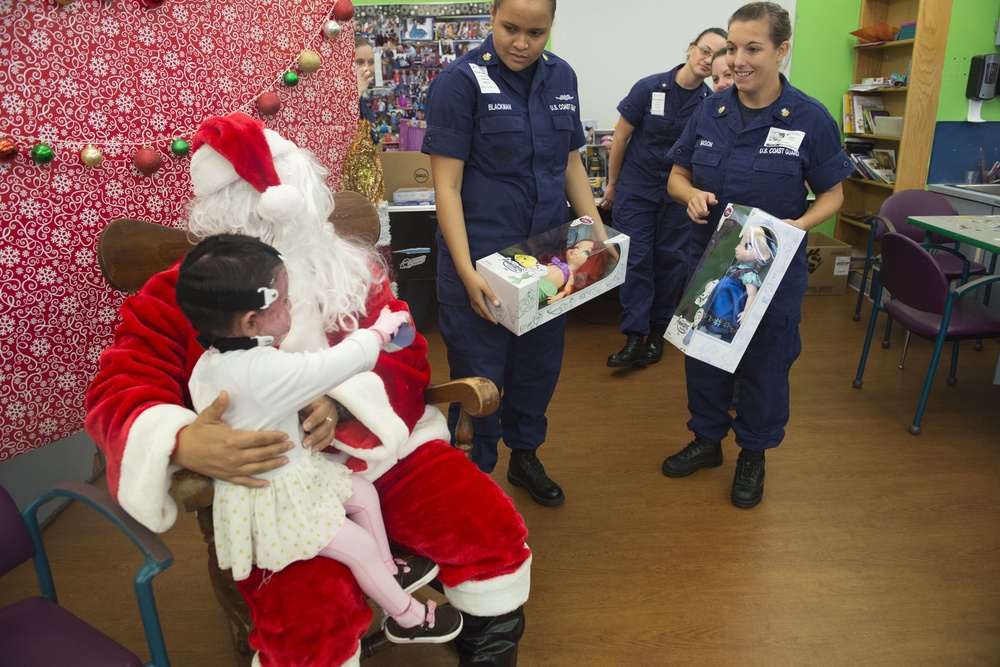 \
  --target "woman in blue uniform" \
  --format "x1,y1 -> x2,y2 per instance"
600,28 -> 727,369
662,2 -> 853,508
422,0 -> 602,507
